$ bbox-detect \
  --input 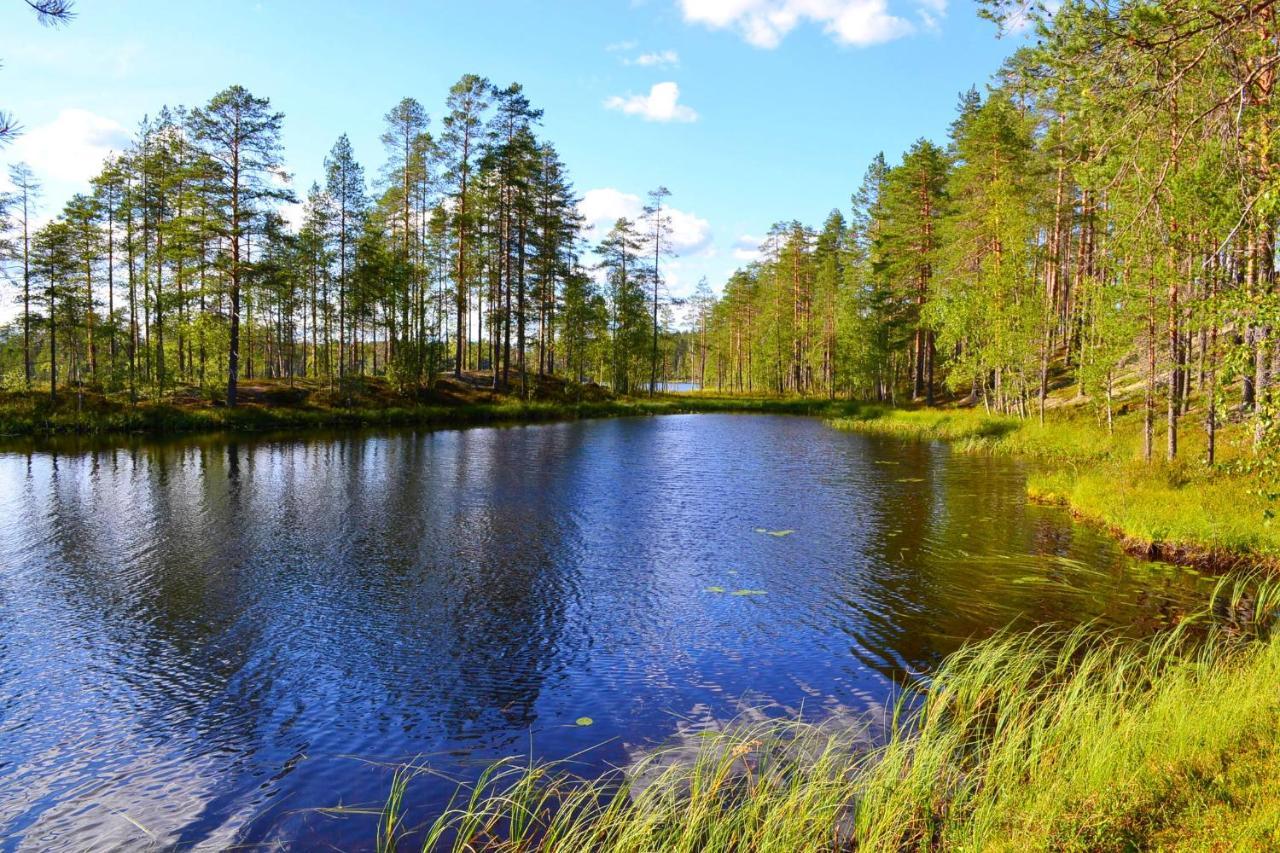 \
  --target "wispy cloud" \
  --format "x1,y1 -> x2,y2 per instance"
604,82 -> 698,123
5,38 -> 147,80
624,49 -> 681,68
